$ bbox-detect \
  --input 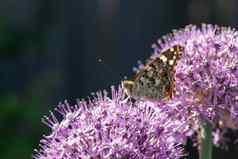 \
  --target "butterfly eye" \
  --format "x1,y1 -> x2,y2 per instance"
122,80 -> 135,96
122,80 -> 134,89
